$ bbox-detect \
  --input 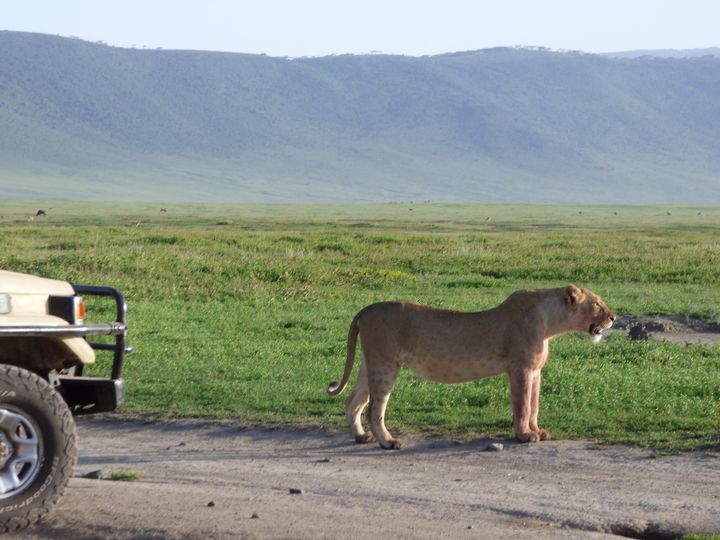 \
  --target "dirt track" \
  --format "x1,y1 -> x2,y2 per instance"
13,417 -> 720,540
